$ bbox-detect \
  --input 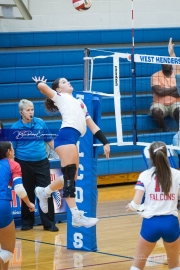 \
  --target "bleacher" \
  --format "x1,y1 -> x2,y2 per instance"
1,27 -> 180,184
